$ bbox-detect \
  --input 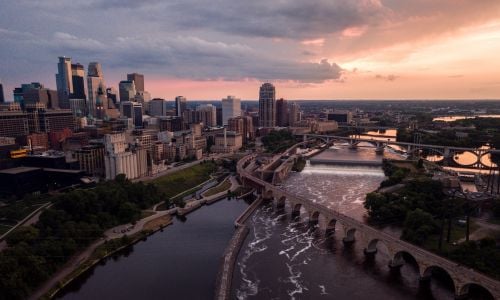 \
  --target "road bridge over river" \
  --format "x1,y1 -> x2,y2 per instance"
300,133 -> 499,169
237,152 -> 500,299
